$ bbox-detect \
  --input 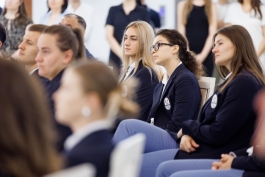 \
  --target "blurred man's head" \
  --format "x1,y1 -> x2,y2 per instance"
17,24 -> 47,65
60,14 -> 86,35
0,23 -> 6,48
